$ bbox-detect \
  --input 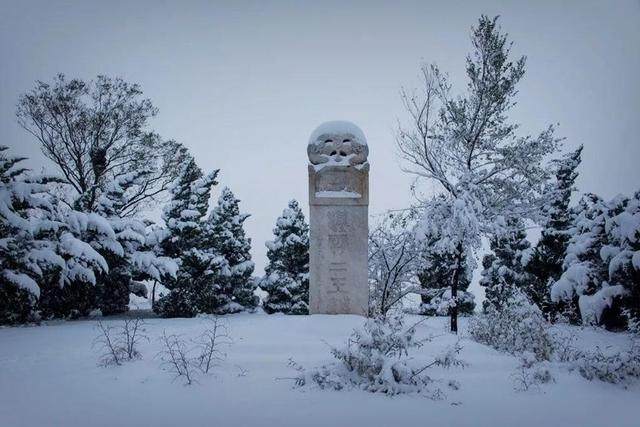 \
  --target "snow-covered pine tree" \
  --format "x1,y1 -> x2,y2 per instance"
526,146 -> 583,317
603,190 -> 640,329
0,146 -> 64,324
260,200 -> 310,314
205,187 -> 257,313
94,173 -> 140,314
479,217 -> 535,311
417,239 -> 475,316
154,158 -> 220,317
52,209 -> 120,318
96,171 -> 178,314
0,147 -> 142,322
550,193 -> 617,325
